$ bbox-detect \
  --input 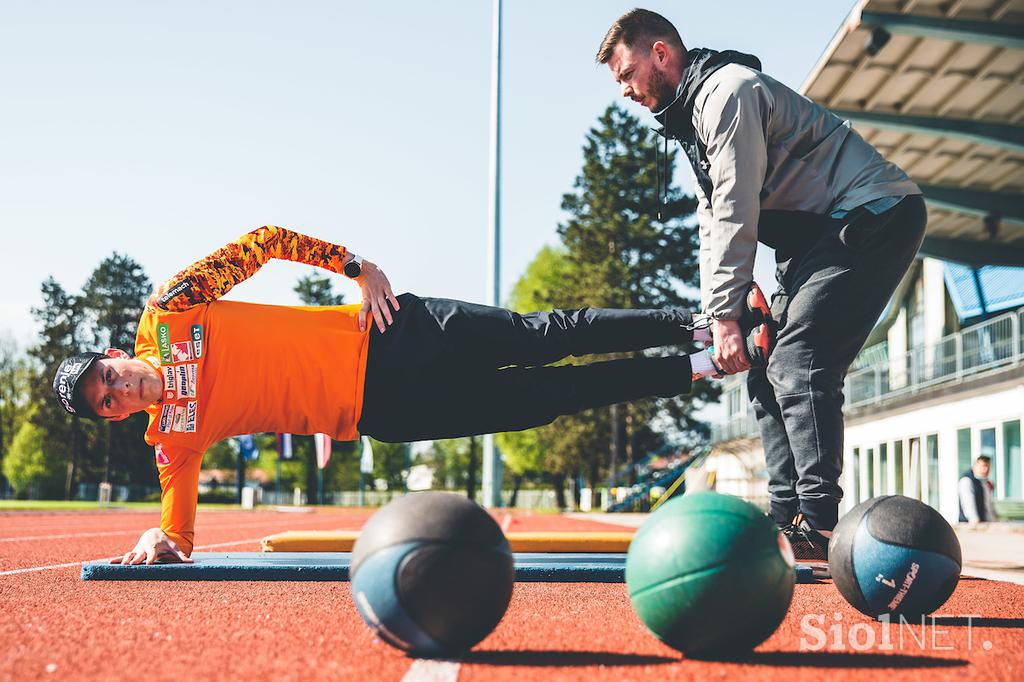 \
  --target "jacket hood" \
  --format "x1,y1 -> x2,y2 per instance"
654,48 -> 762,139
